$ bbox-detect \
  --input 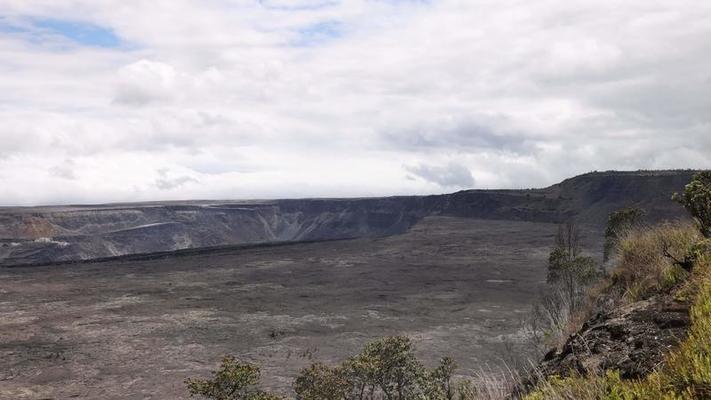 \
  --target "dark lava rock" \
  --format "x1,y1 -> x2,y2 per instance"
515,294 -> 690,397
